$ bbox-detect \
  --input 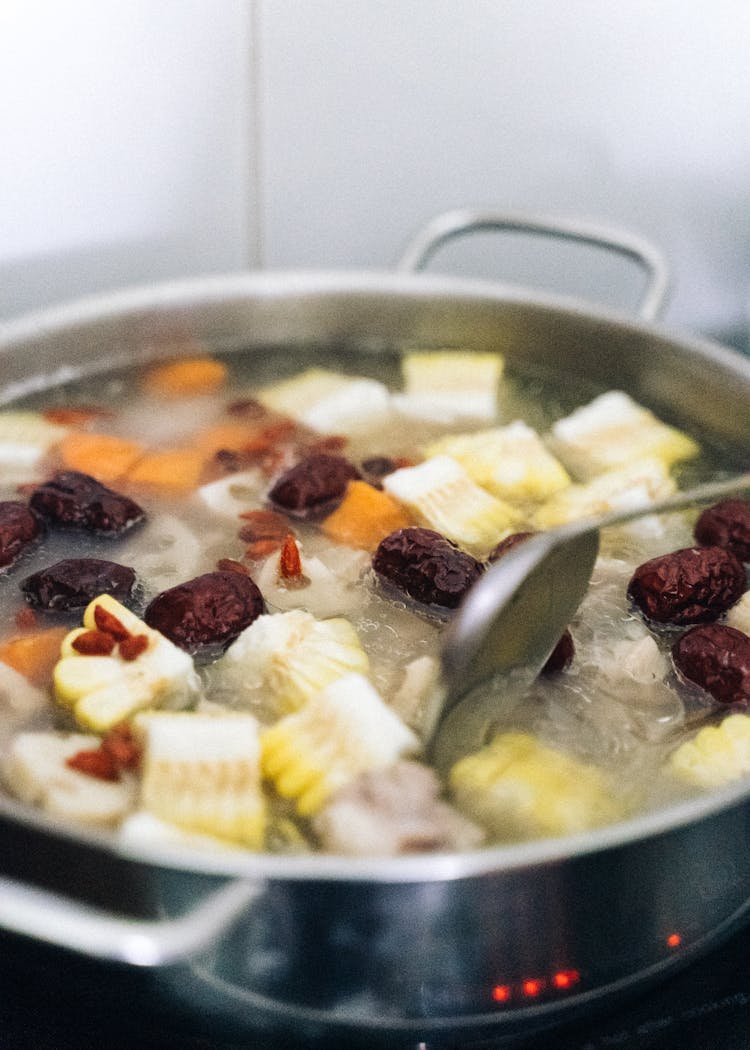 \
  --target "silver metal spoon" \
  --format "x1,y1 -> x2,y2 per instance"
431,472 -> 750,775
